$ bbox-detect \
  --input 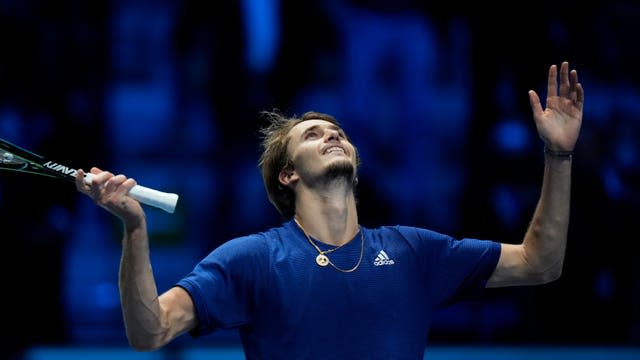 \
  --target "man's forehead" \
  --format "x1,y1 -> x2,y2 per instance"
289,119 -> 339,136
